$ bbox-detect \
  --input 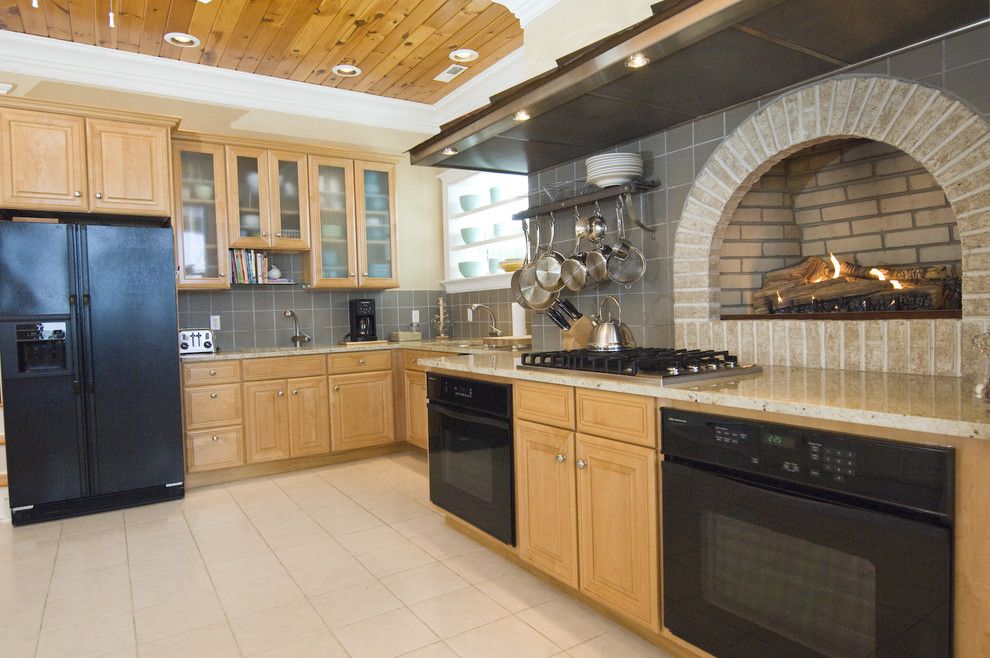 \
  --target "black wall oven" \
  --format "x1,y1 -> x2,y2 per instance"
662,410 -> 953,658
428,374 -> 514,545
